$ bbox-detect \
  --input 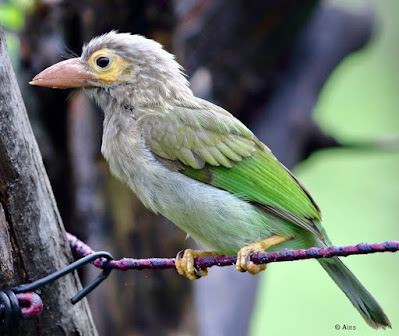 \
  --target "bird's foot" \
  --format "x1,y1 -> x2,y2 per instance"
236,235 -> 290,274
175,249 -> 218,280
